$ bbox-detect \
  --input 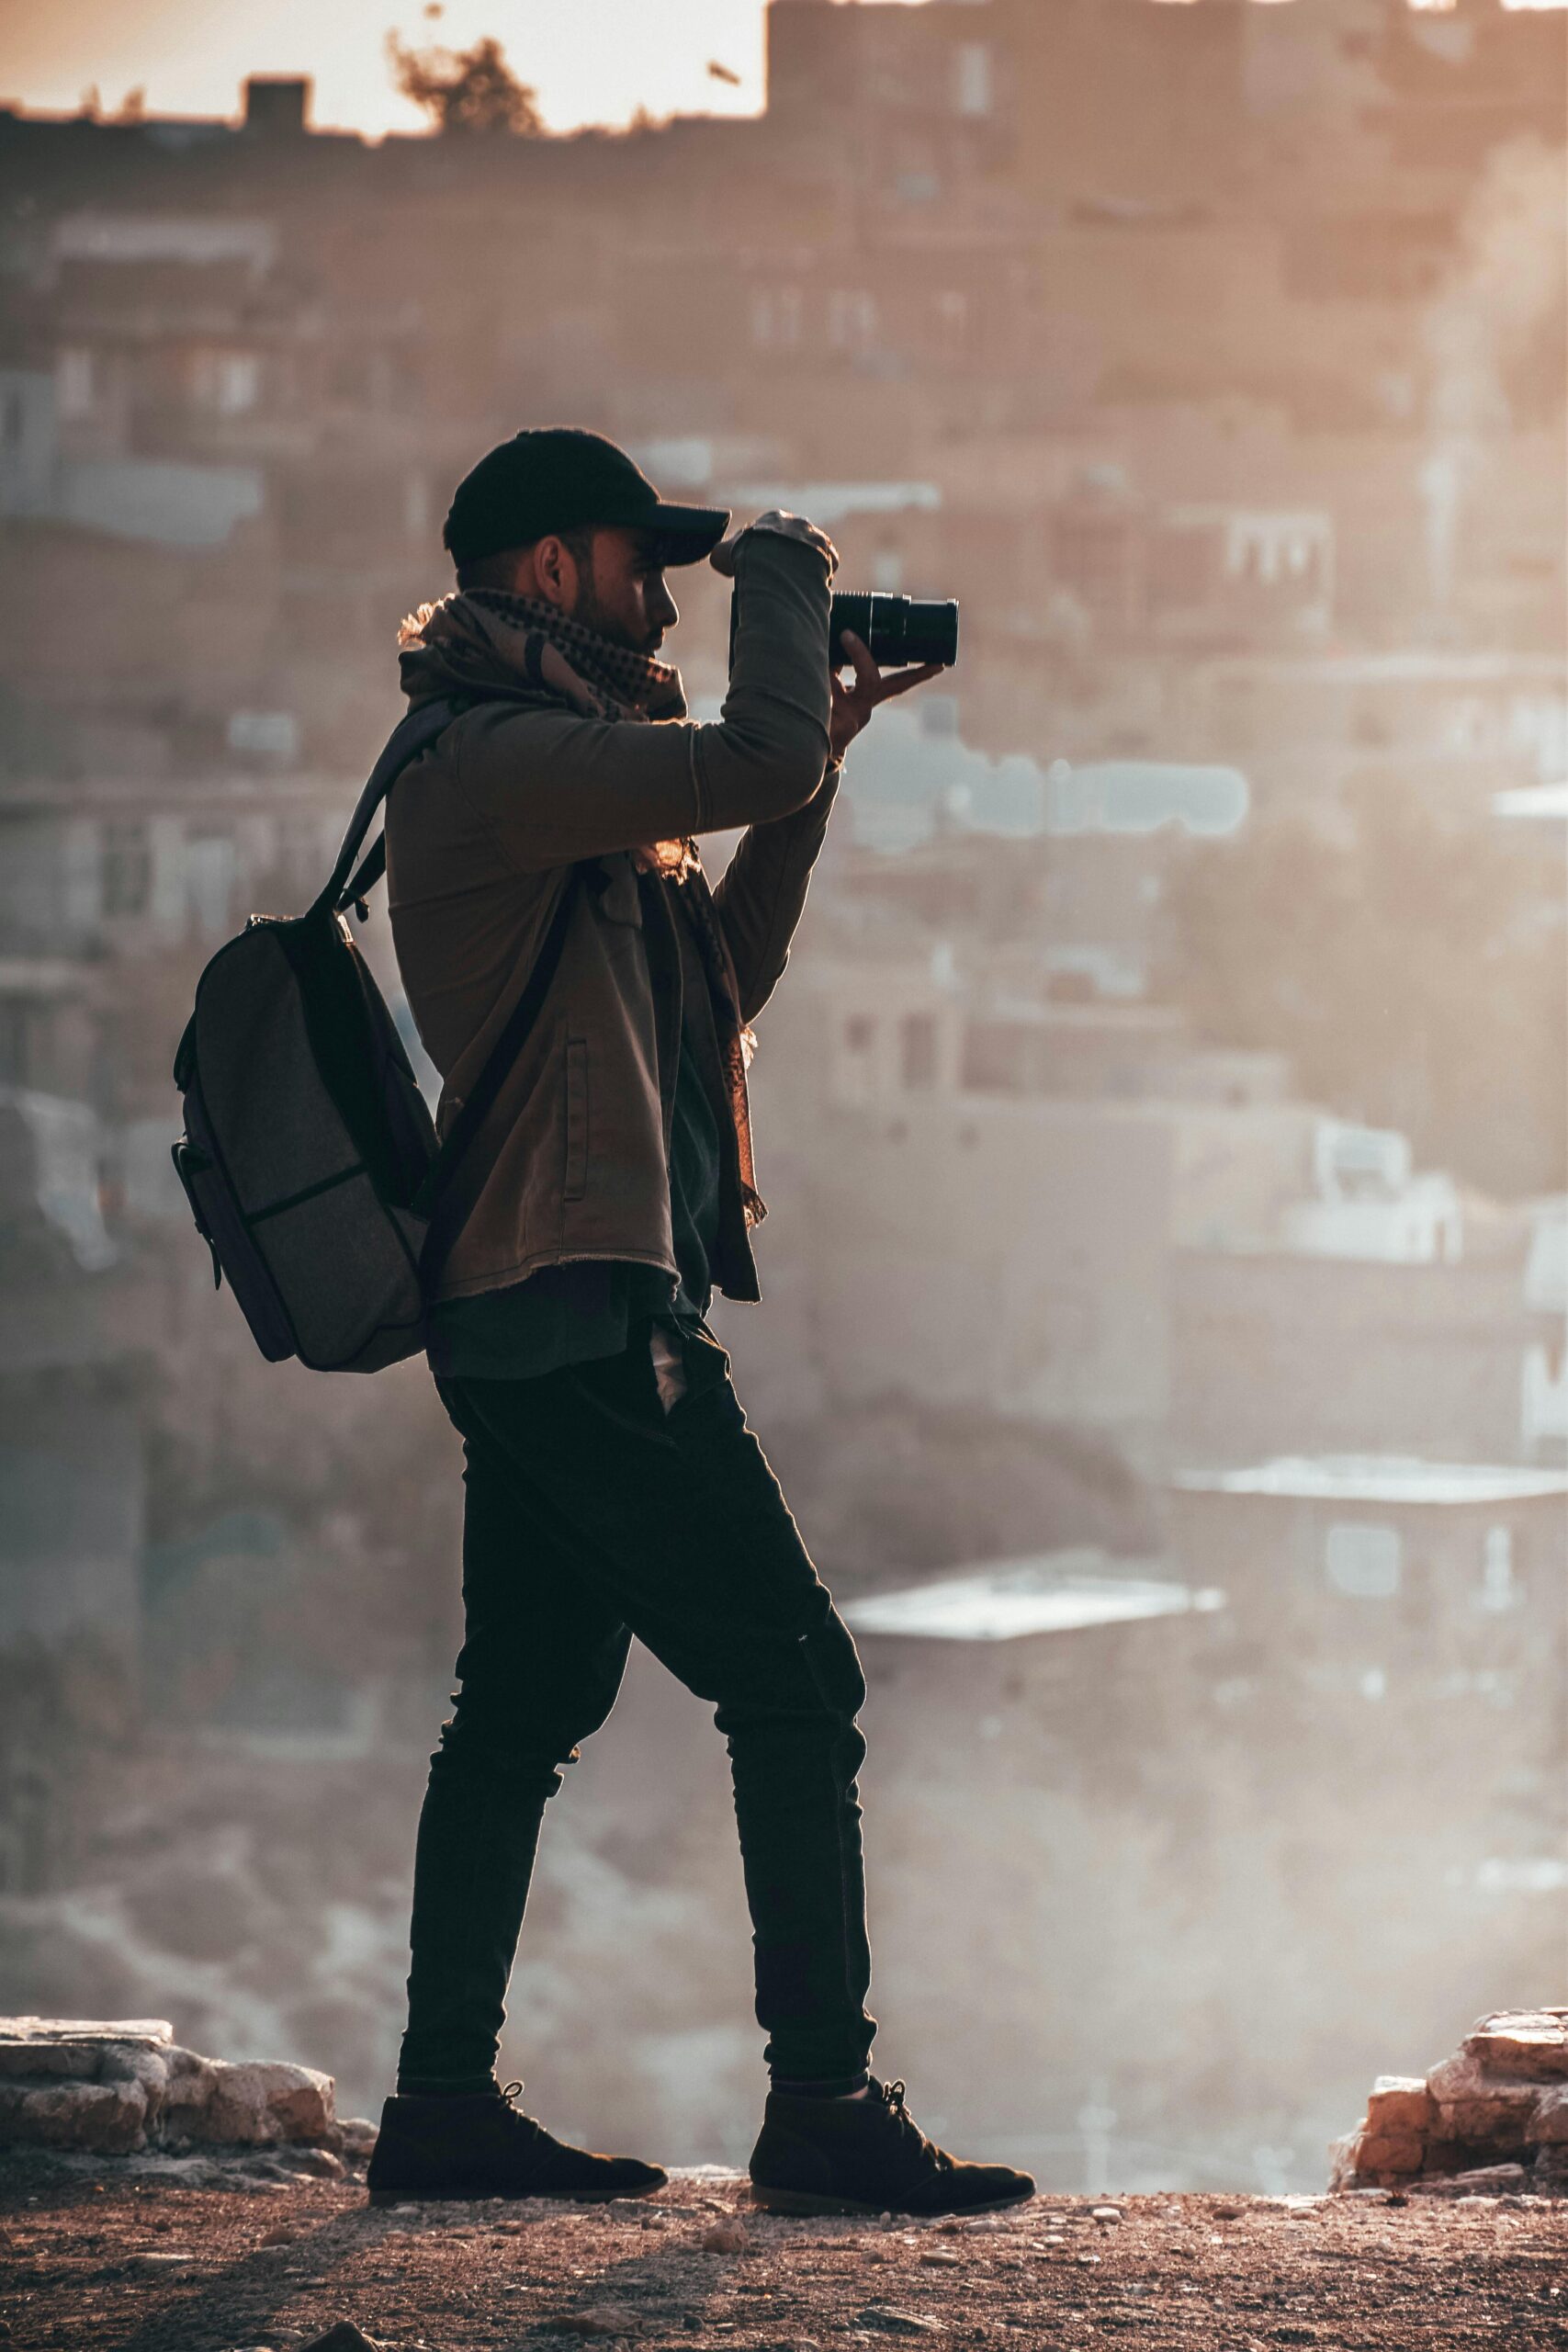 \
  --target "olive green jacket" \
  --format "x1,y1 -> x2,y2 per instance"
385,527 -> 837,1306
